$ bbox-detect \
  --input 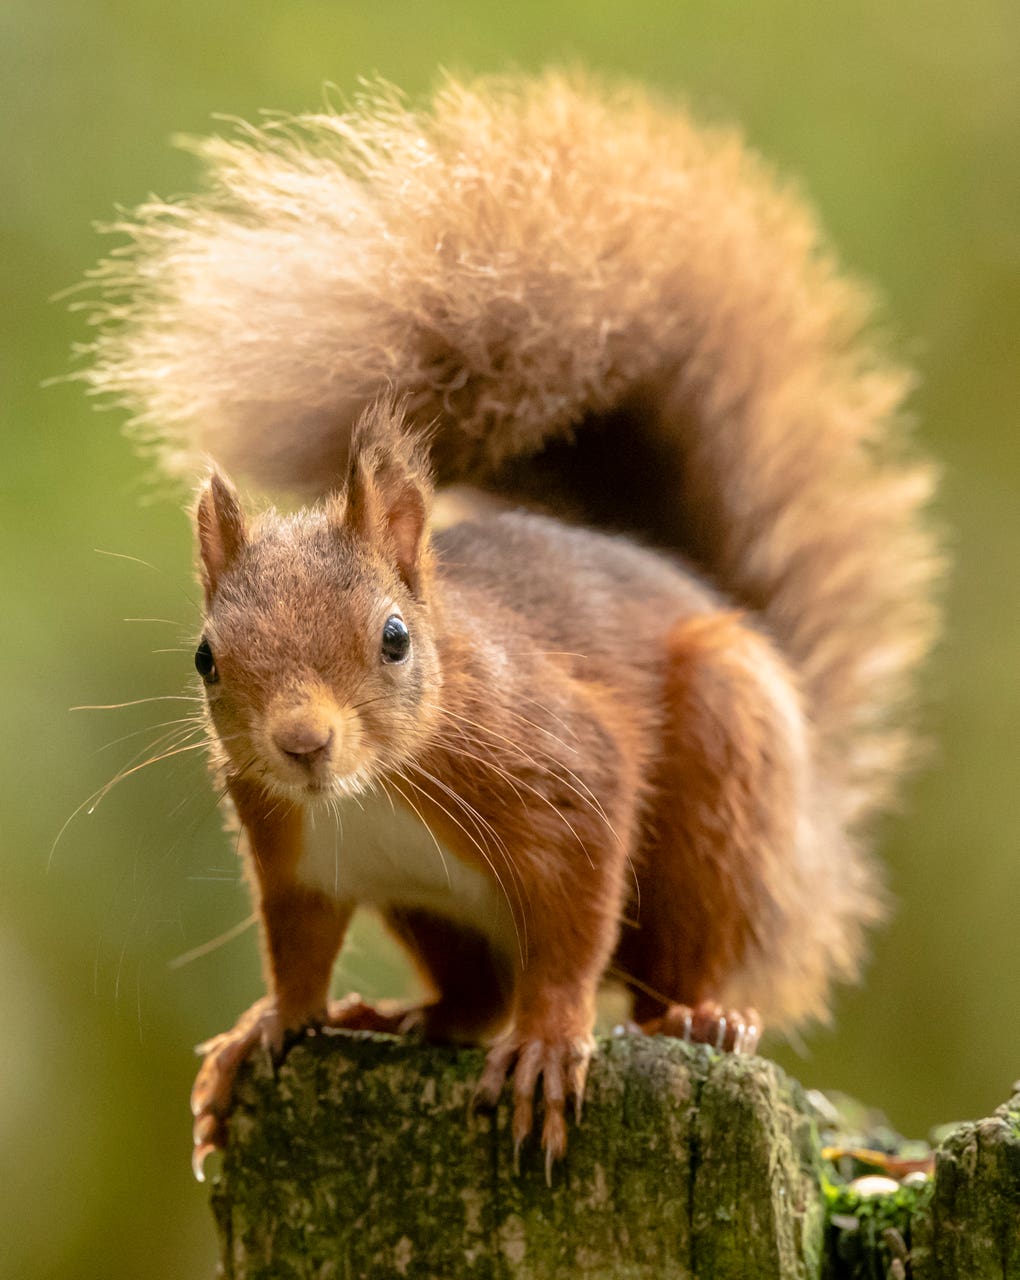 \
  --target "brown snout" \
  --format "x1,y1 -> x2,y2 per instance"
270,709 -> 336,767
